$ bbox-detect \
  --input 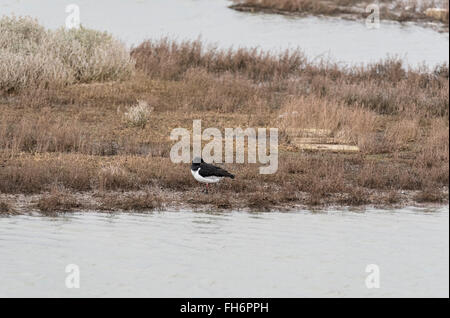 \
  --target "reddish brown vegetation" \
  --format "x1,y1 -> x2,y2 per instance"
36,188 -> 81,215
0,200 -> 15,214
0,38 -> 448,214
